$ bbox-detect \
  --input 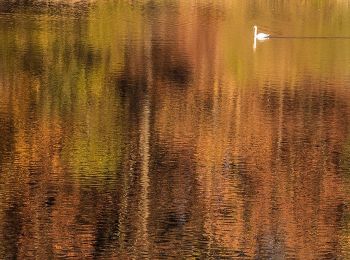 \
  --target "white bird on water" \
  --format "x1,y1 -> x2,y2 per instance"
254,25 -> 270,40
